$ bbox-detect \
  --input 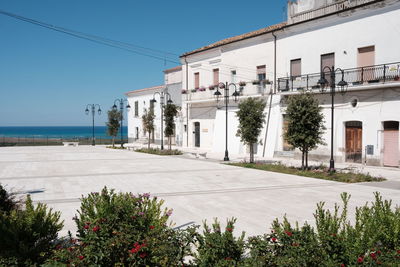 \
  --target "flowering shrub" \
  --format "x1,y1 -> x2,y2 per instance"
199,86 -> 206,92
47,187 -> 190,266
0,195 -> 63,265
190,218 -> 246,266
245,192 -> 400,266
